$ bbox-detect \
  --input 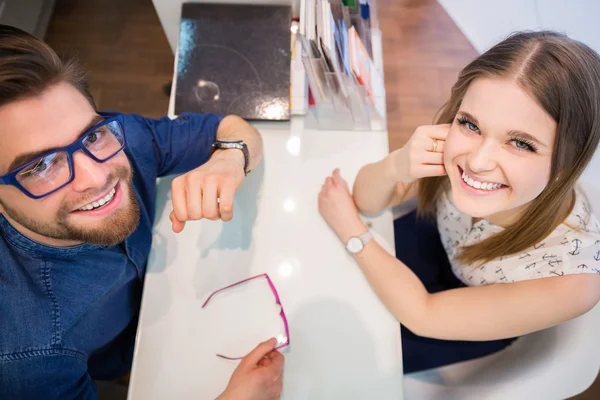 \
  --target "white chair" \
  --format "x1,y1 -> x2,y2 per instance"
402,181 -> 600,400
